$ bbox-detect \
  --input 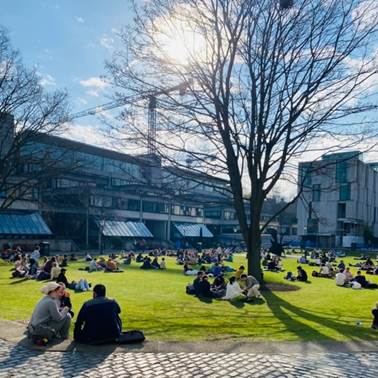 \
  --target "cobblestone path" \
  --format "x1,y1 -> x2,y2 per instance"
0,340 -> 377,377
